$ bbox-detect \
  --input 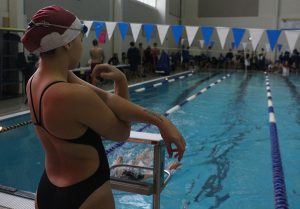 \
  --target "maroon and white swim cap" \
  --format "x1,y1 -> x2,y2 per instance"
22,5 -> 86,53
